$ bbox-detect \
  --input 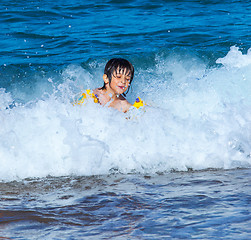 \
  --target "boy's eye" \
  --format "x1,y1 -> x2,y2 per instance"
113,74 -> 131,81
